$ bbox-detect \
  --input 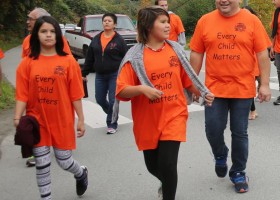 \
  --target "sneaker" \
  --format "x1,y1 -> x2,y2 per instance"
75,166 -> 88,196
158,183 -> 163,199
26,156 -> 36,167
215,154 -> 228,178
230,172 -> 249,193
107,128 -> 117,134
273,96 -> 280,105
